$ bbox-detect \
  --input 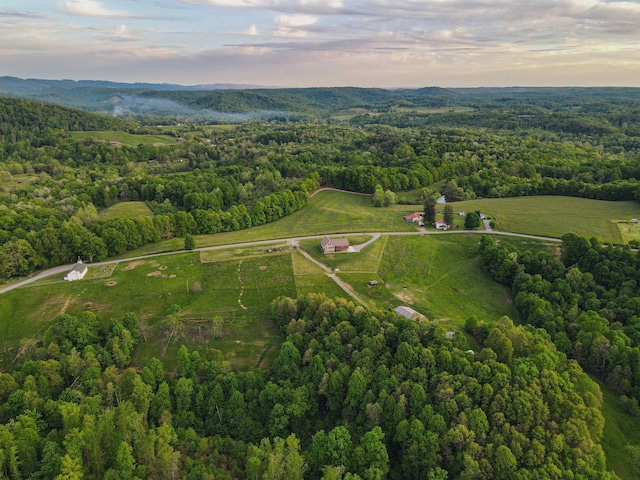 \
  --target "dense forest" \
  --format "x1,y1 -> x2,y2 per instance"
0,295 -> 616,479
479,234 -> 640,409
